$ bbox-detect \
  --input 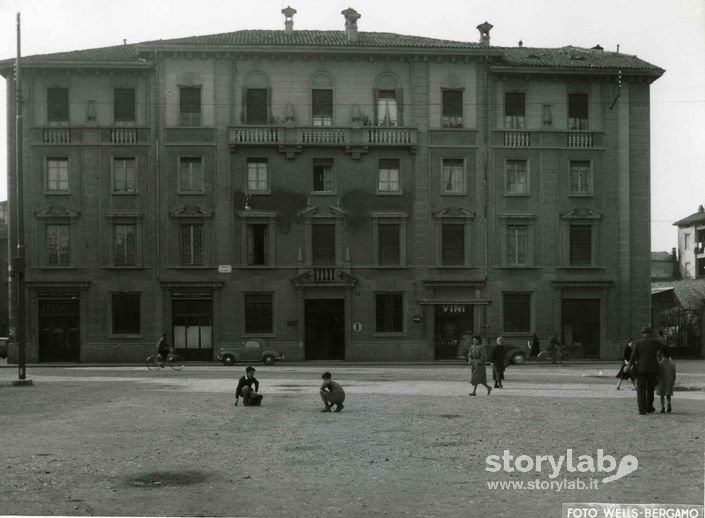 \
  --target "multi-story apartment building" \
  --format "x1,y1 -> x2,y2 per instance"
674,205 -> 705,279
0,8 -> 663,362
